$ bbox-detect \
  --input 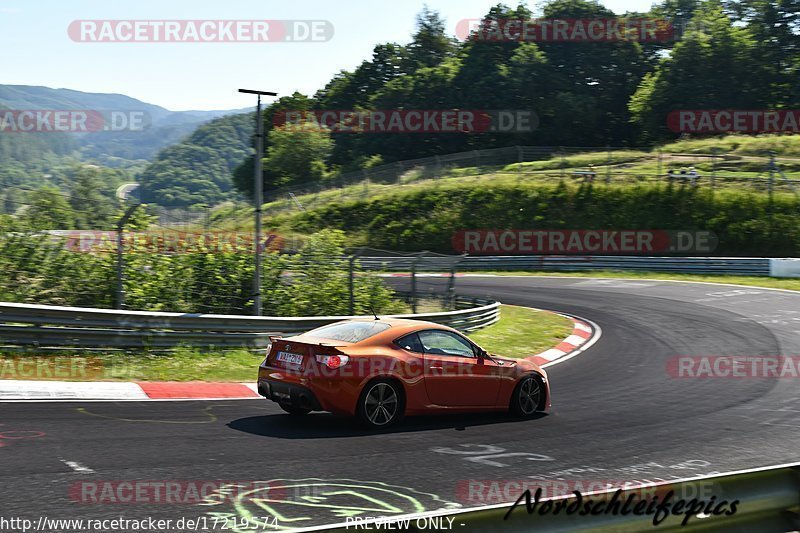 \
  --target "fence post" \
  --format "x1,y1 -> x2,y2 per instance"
448,257 -> 463,310
605,145 -> 611,184
348,255 -> 356,315
411,256 -> 419,314
657,149 -> 662,182
711,148 -> 719,189
768,151 -> 776,199
115,203 -> 141,310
